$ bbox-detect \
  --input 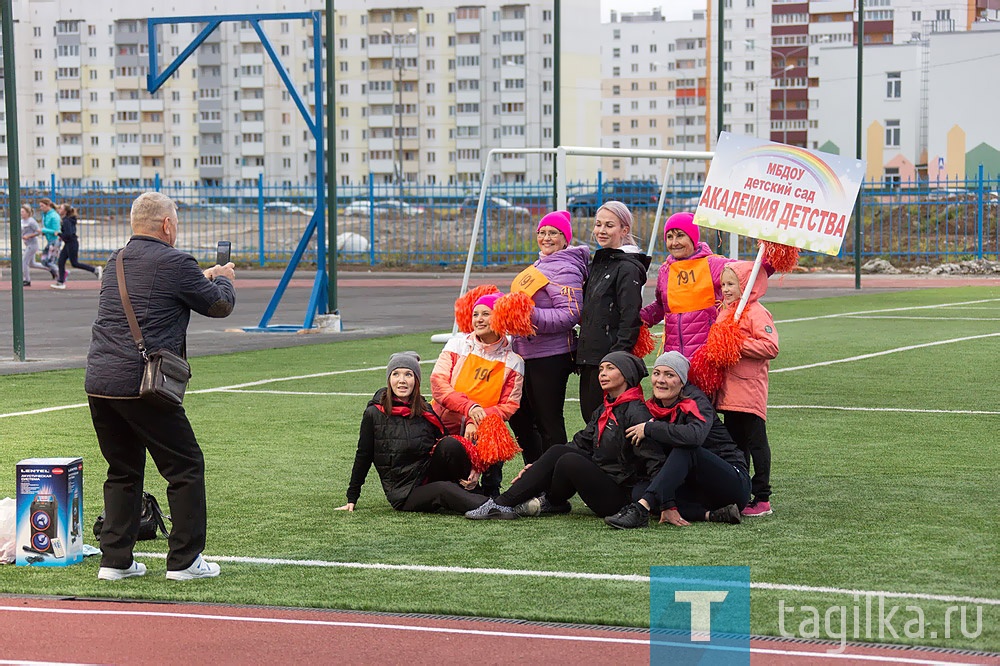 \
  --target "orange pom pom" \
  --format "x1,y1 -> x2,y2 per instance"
702,316 -> 746,369
475,413 -> 521,466
689,345 -> 724,396
760,240 -> 800,274
451,435 -> 487,473
492,291 -> 535,337
454,284 -> 499,333
631,324 -> 656,358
